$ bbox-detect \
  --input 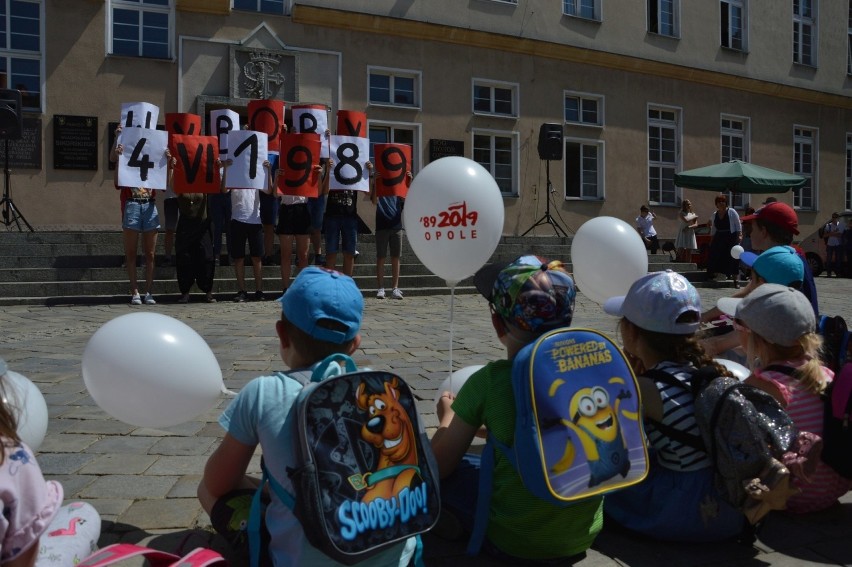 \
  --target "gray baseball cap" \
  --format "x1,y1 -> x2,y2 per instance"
717,284 -> 815,347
